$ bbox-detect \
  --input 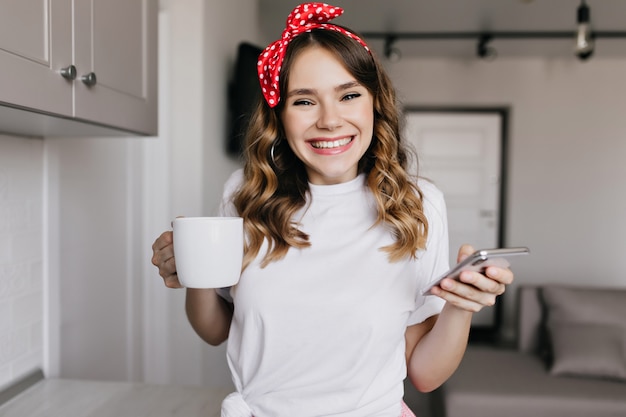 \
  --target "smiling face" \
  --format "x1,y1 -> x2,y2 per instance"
280,46 -> 374,185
